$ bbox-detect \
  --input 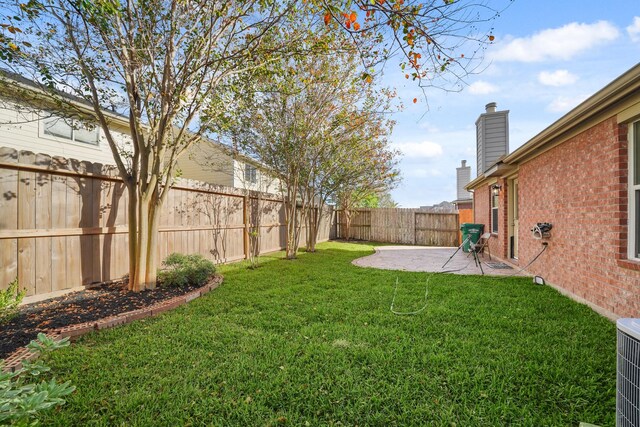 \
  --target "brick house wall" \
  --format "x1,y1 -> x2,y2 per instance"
473,180 -> 510,260
458,207 -> 473,244
458,208 -> 473,224
474,116 -> 640,317
518,117 -> 639,317
473,185 -> 490,244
